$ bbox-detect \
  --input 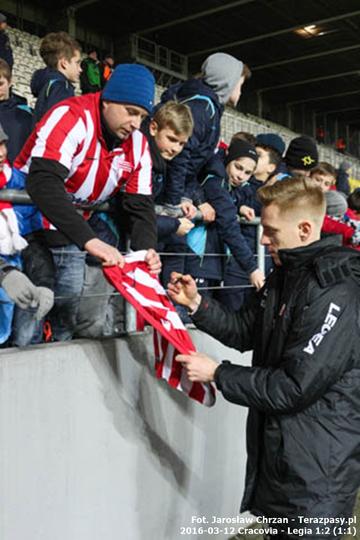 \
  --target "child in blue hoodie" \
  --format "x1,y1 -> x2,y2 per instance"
179,139 -> 265,316
31,31 -> 82,124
